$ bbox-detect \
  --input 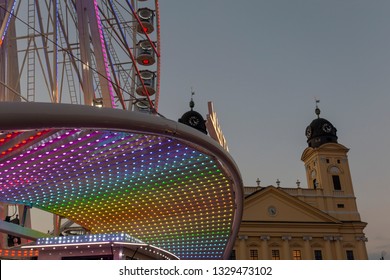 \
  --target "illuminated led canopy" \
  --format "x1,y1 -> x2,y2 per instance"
23,233 -> 179,260
0,102 -> 243,259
